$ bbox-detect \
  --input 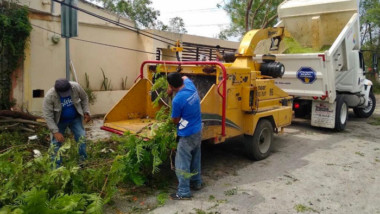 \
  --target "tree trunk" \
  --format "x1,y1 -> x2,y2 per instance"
245,0 -> 254,32
262,14 -> 278,28
0,110 -> 42,120
250,0 -> 270,30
